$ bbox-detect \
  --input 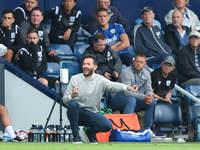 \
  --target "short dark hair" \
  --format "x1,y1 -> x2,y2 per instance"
97,8 -> 108,14
2,9 -> 15,18
93,33 -> 106,43
31,7 -> 43,15
63,0 -> 76,2
82,54 -> 98,65
27,28 -> 38,35
135,53 -> 147,60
